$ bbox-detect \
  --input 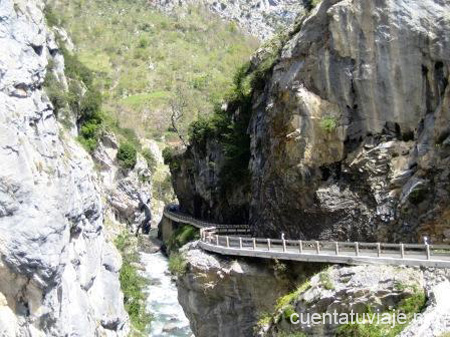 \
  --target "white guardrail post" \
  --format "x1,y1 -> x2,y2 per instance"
165,208 -> 450,268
